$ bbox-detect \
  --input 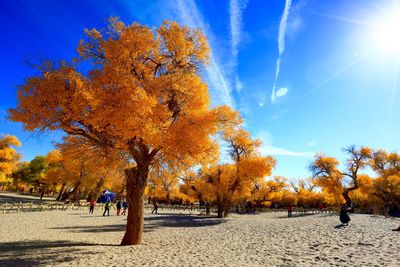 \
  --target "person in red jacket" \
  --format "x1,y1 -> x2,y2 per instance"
89,199 -> 96,214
